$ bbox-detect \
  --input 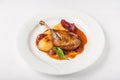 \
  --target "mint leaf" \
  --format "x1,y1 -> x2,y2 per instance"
53,47 -> 67,59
